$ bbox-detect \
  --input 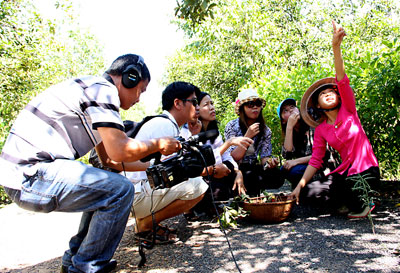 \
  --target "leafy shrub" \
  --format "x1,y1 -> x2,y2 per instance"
0,0 -> 106,205
166,0 -> 400,179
